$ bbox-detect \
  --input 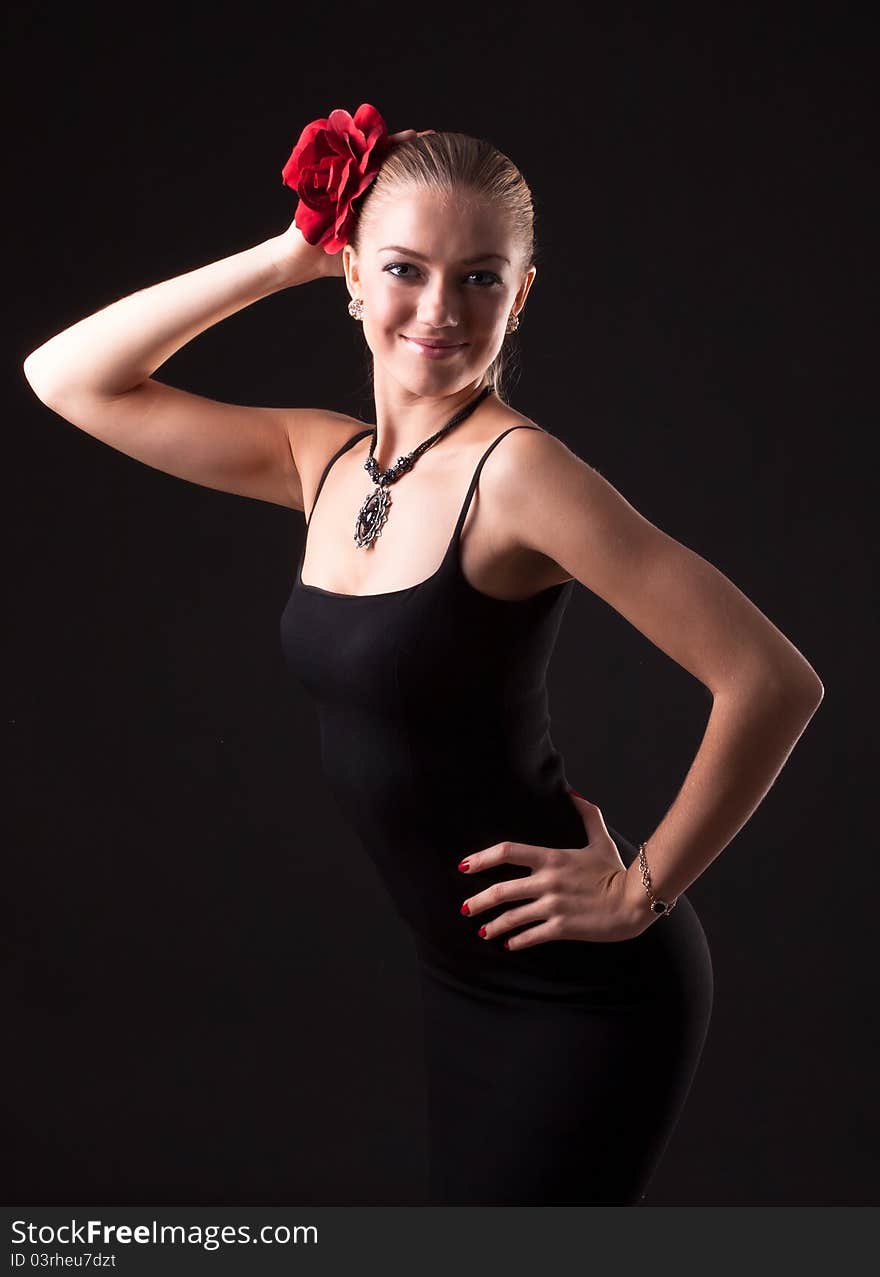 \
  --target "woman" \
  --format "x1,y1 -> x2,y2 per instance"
22,107 -> 824,1206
